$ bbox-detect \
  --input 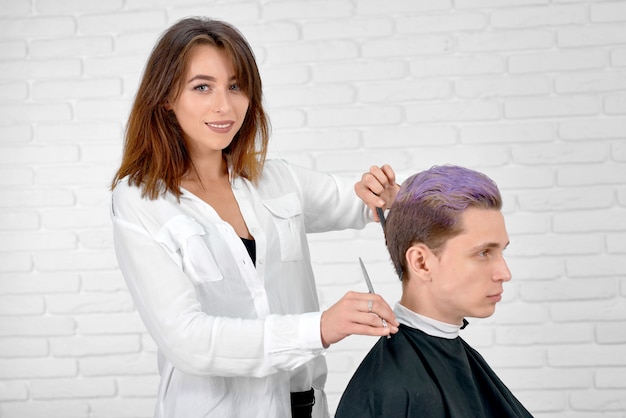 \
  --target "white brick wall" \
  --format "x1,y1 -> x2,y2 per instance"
1,0 -> 625,417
